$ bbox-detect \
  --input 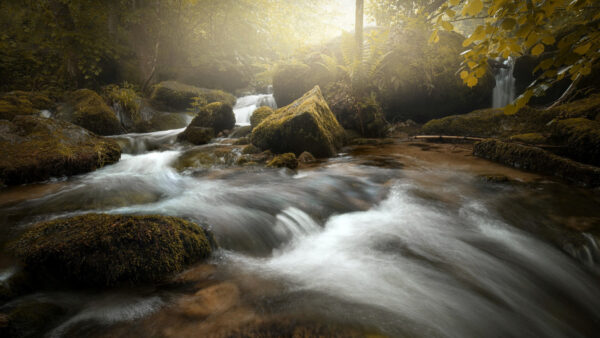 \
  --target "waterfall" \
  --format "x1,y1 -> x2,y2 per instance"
233,93 -> 277,126
492,57 -> 516,108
